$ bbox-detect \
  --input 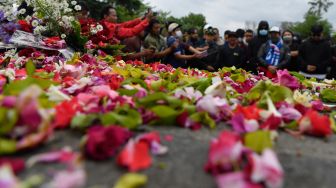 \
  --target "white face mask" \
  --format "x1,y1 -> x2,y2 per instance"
175,30 -> 183,38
